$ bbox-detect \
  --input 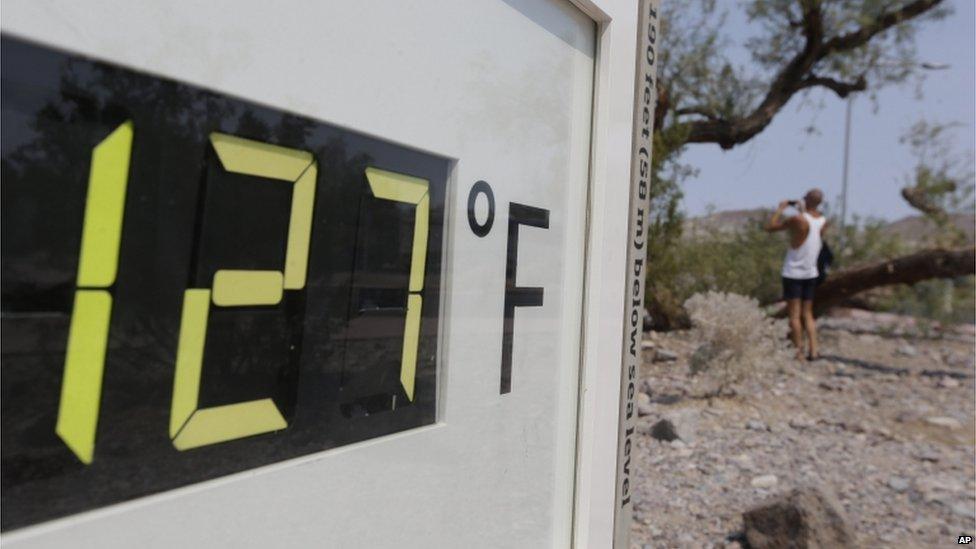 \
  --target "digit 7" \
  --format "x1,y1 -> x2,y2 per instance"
364,168 -> 429,401
169,134 -> 316,451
